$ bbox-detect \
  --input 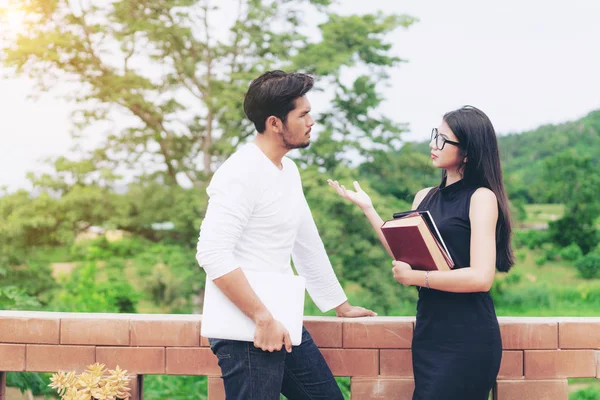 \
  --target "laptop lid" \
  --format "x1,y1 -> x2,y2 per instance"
201,270 -> 306,346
